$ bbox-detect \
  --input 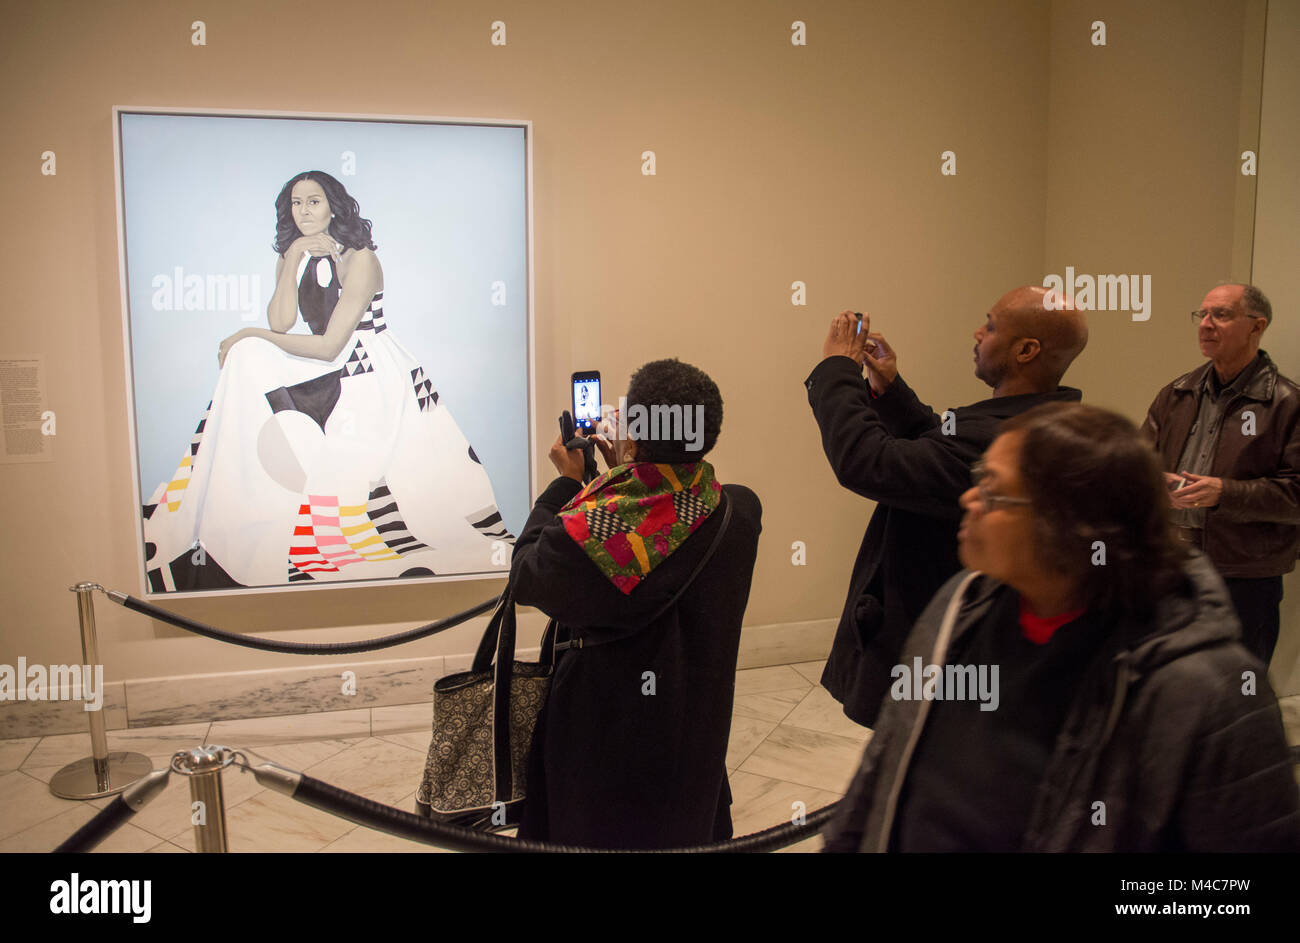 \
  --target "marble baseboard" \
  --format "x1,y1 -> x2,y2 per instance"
126,657 -> 448,730
0,616 -> 836,738
735,620 -> 835,670
0,682 -> 128,741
